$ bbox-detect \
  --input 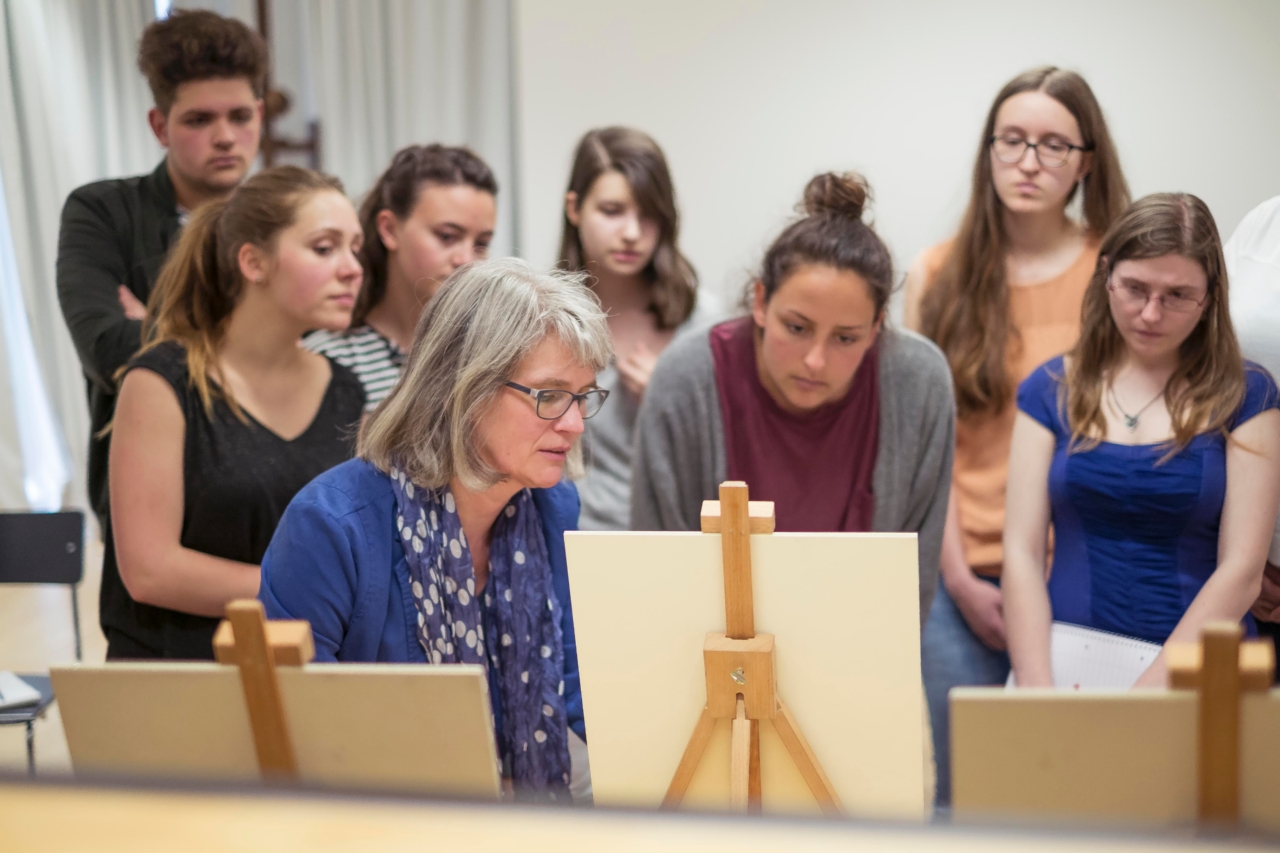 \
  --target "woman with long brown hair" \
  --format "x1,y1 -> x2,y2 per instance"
558,127 -> 714,530
107,166 -> 366,659
1004,193 -> 1280,691
902,66 -> 1129,806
